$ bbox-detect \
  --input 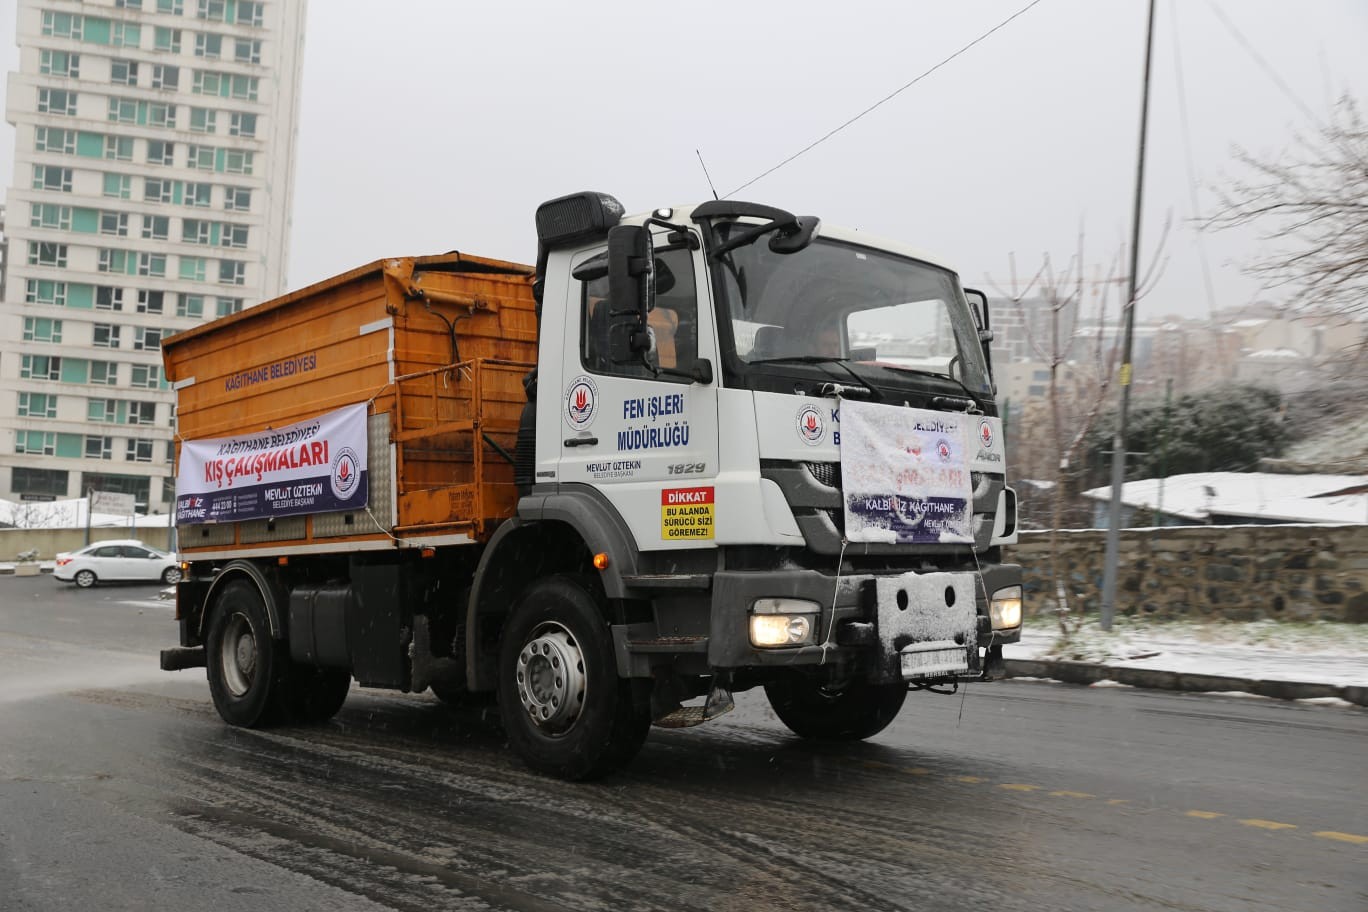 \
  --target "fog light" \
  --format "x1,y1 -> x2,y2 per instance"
749,598 -> 819,648
990,585 -> 1023,630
